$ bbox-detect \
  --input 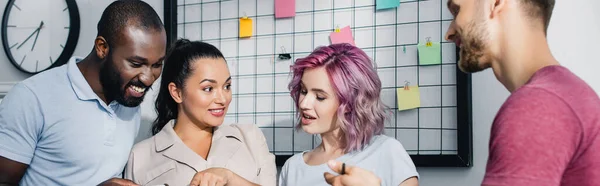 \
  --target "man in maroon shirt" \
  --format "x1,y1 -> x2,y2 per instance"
445,0 -> 600,185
